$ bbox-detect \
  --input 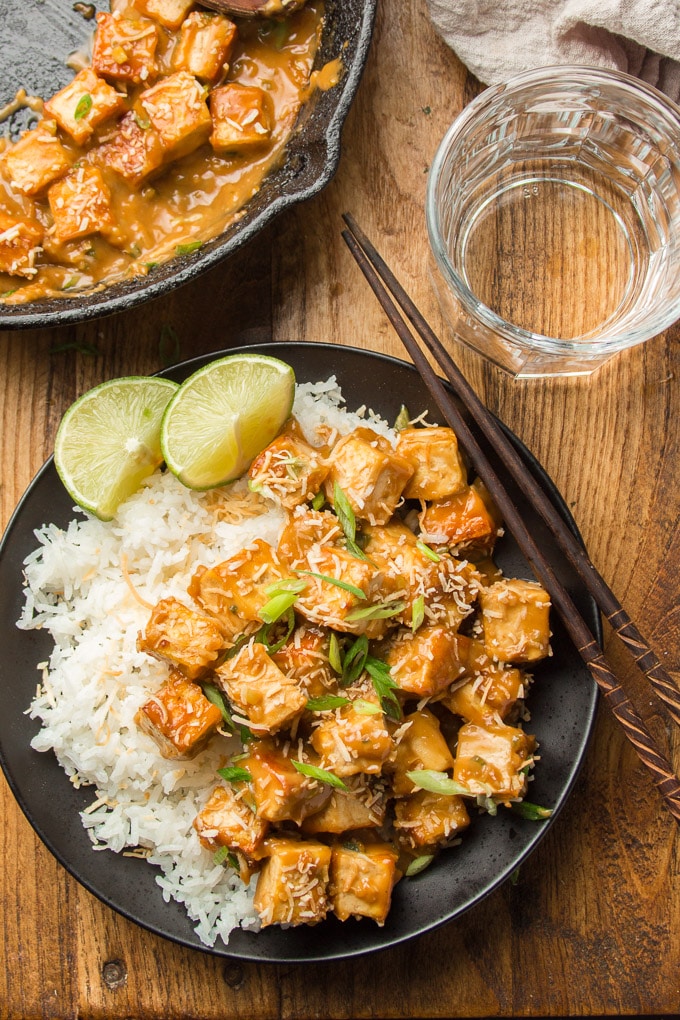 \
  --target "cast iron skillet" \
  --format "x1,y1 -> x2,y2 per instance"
0,0 -> 377,330
0,343 -> 599,962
